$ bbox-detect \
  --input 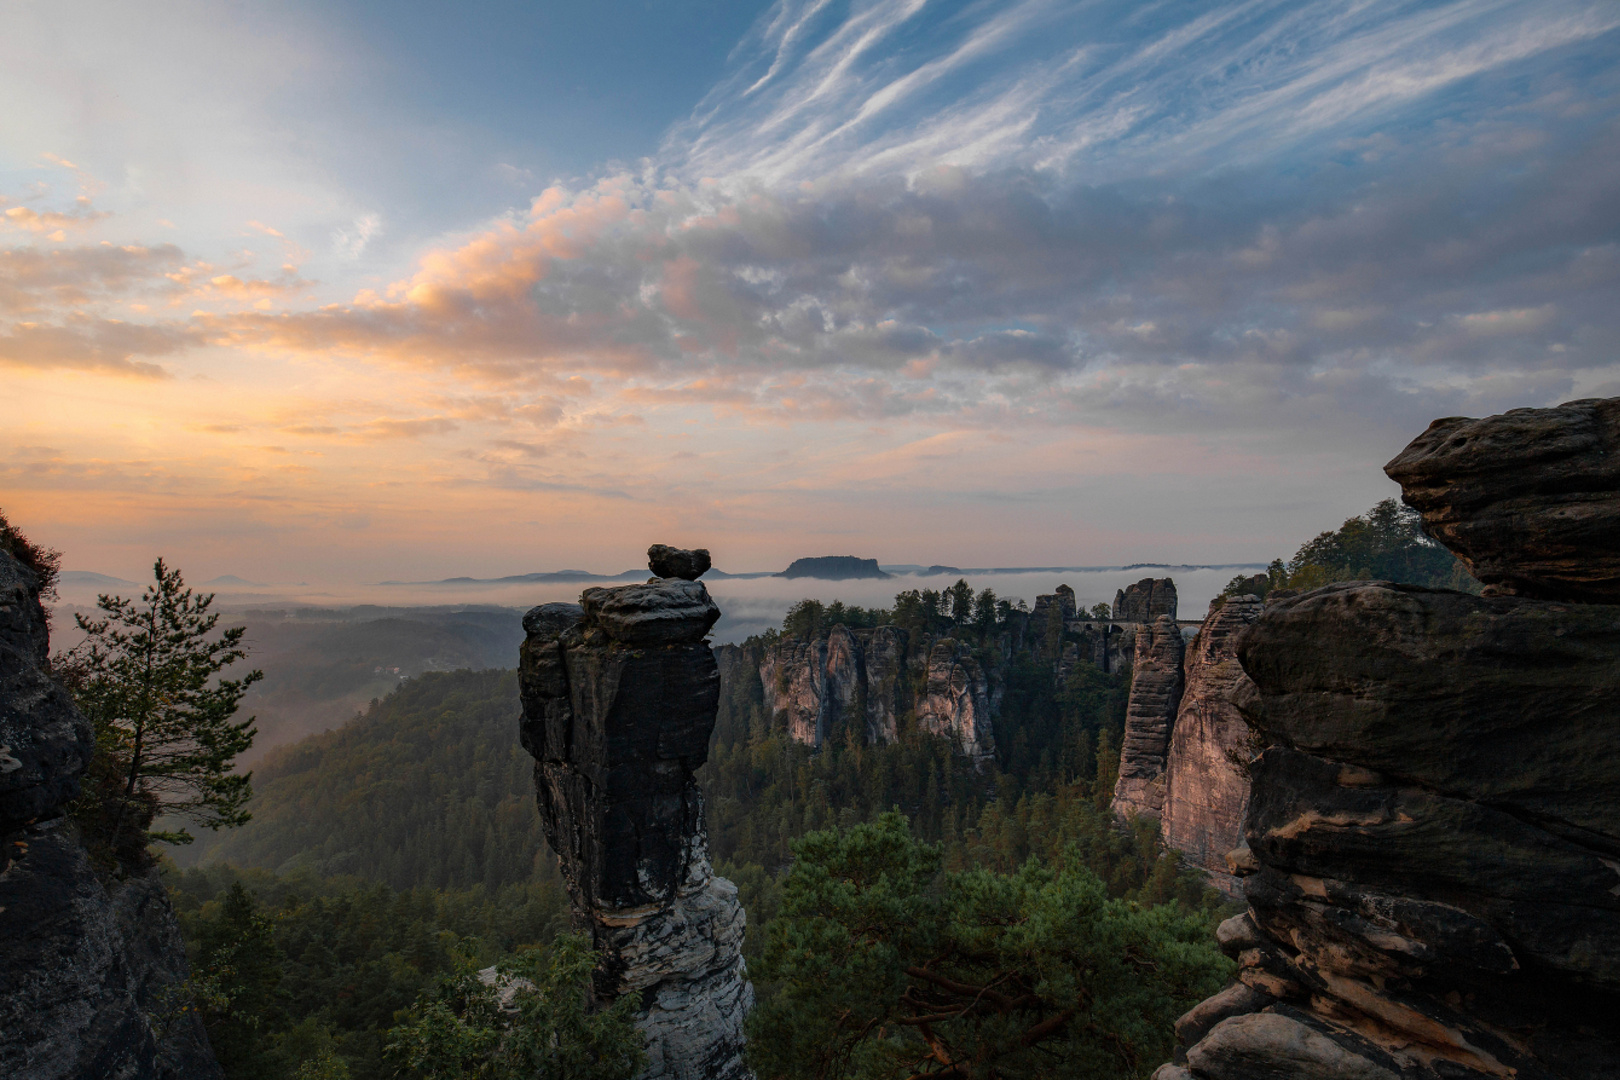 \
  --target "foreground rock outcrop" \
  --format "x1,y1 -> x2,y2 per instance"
518,546 -> 752,1080
0,551 -> 220,1080
1386,397 -> 1620,603
1160,398 -> 1620,1080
